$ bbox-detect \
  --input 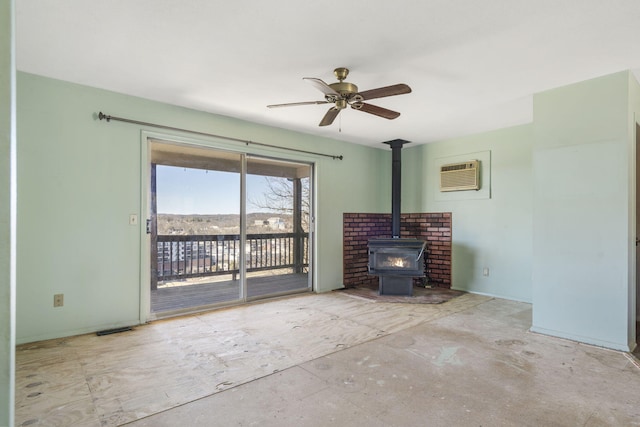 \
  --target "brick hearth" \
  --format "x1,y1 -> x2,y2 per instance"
343,212 -> 452,289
